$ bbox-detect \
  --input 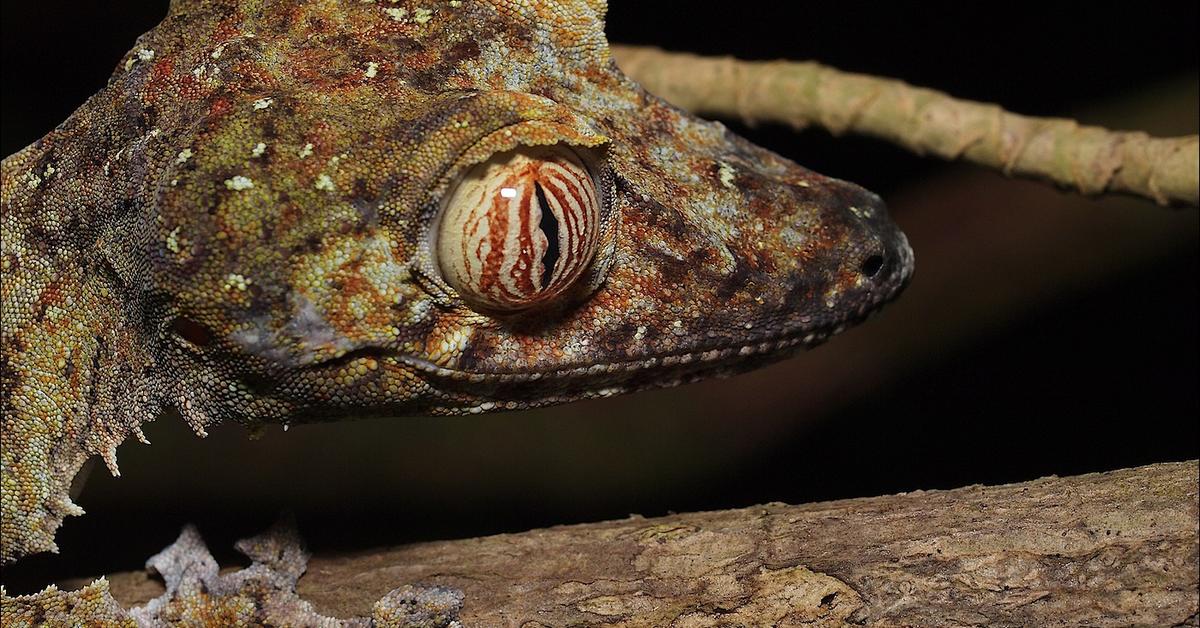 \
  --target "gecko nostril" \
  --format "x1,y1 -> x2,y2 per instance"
859,254 -> 884,279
